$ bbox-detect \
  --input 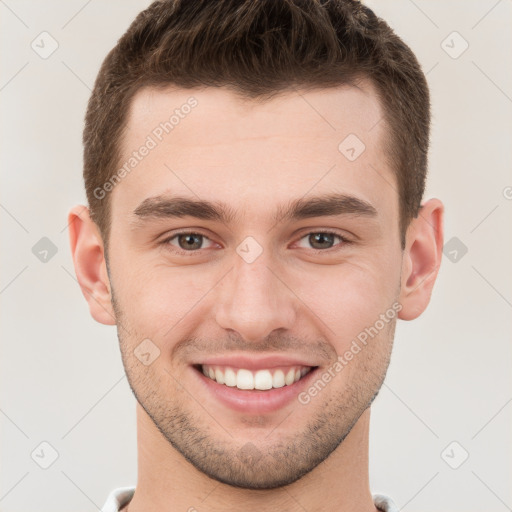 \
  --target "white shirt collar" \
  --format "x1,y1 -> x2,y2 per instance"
100,486 -> 399,512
